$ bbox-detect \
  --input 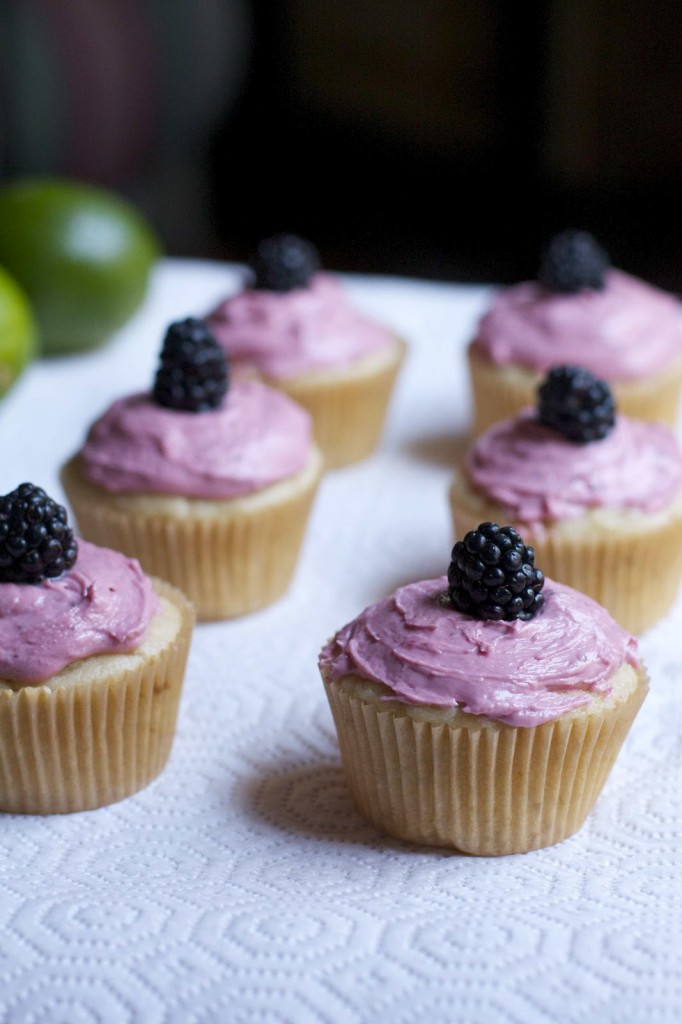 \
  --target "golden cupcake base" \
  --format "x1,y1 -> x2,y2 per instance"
468,349 -> 682,435
61,448 -> 323,621
0,579 -> 194,815
322,666 -> 648,856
